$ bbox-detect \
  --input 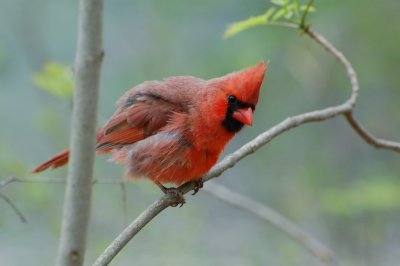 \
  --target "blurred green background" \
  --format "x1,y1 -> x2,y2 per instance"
1,0 -> 400,265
